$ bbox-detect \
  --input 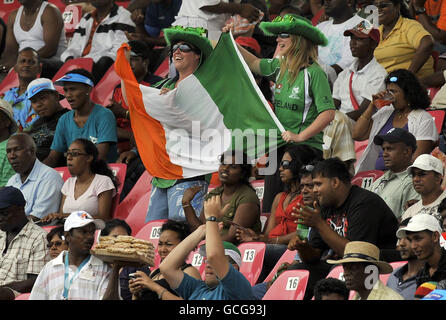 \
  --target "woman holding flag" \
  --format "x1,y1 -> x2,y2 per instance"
227,14 -> 336,212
